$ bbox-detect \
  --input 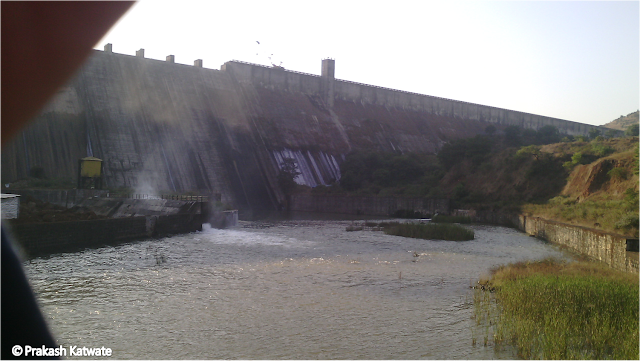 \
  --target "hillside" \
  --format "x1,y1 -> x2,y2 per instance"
307,132 -> 639,236
450,136 -> 639,236
521,137 -> 638,235
603,110 -> 639,131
